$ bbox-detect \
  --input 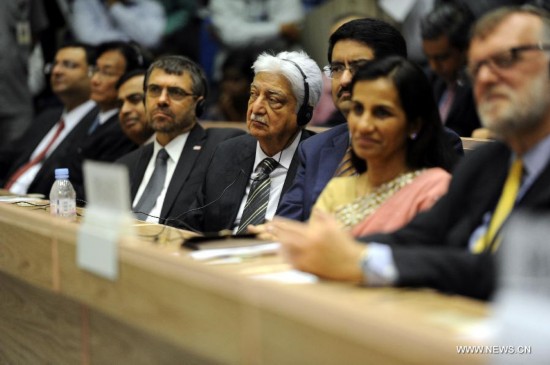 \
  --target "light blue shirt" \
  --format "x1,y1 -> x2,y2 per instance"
363,133 -> 550,286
